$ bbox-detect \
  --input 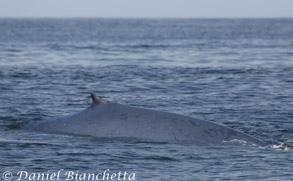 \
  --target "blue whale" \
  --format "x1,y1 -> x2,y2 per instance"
25,93 -> 267,146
